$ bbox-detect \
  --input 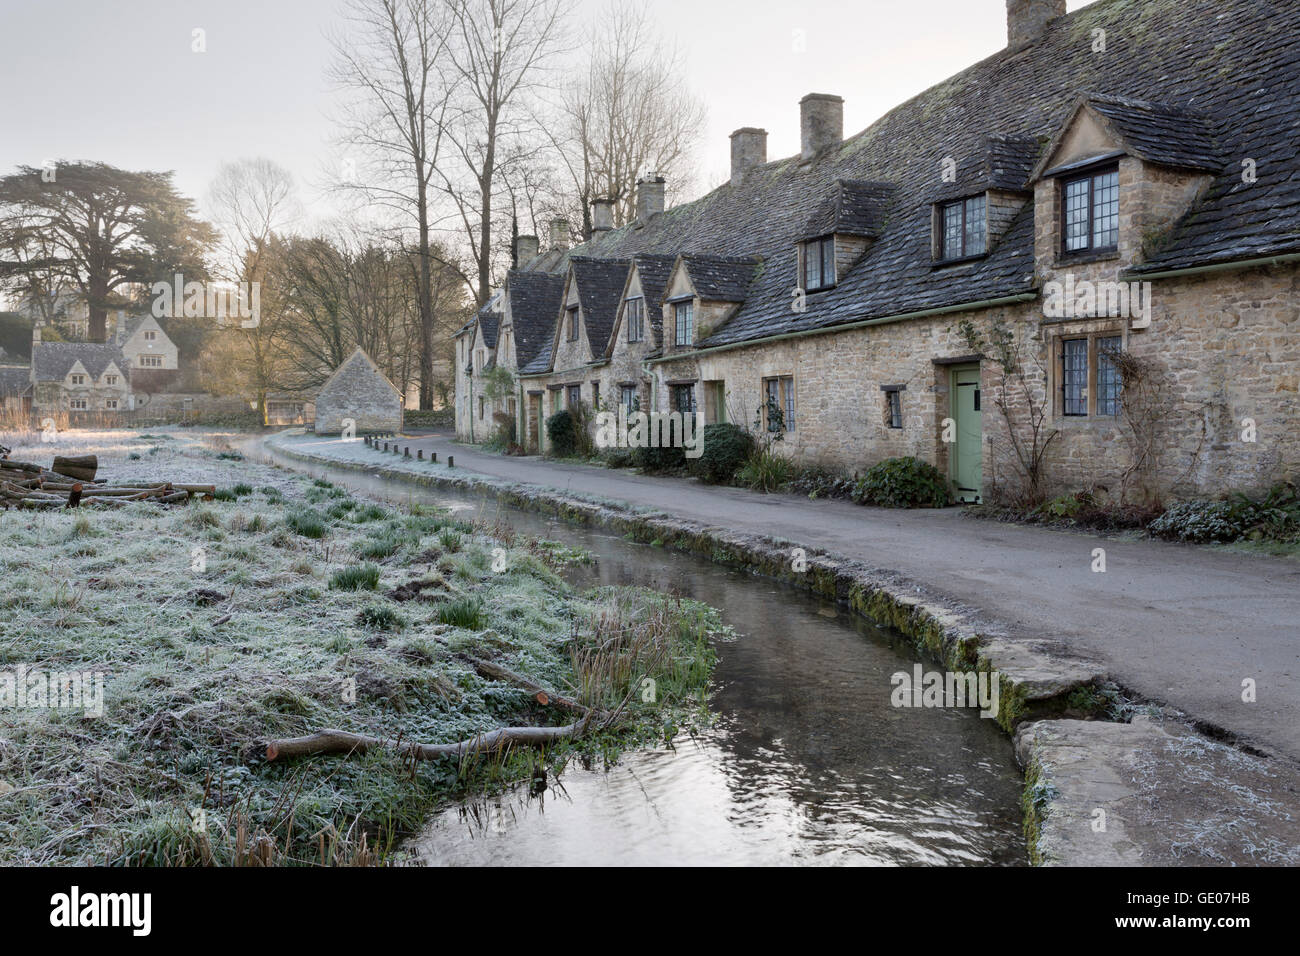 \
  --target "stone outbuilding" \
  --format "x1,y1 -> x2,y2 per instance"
314,347 -> 403,435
